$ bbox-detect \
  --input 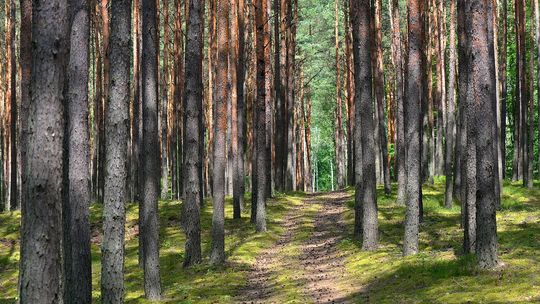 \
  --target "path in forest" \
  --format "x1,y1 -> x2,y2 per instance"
237,191 -> 356,304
